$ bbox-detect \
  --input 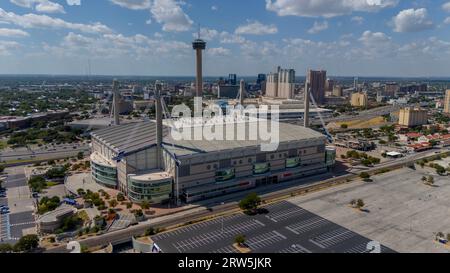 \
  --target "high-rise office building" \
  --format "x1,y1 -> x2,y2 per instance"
228,74 -> 237,85
257,74 -> 266,84
307,70 -> 326,104
266,66 -> 295,99
444,90 -> 450,114
326,78 -> 335,92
